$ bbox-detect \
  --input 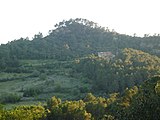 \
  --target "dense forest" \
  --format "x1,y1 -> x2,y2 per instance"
0,18 -> 160,119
